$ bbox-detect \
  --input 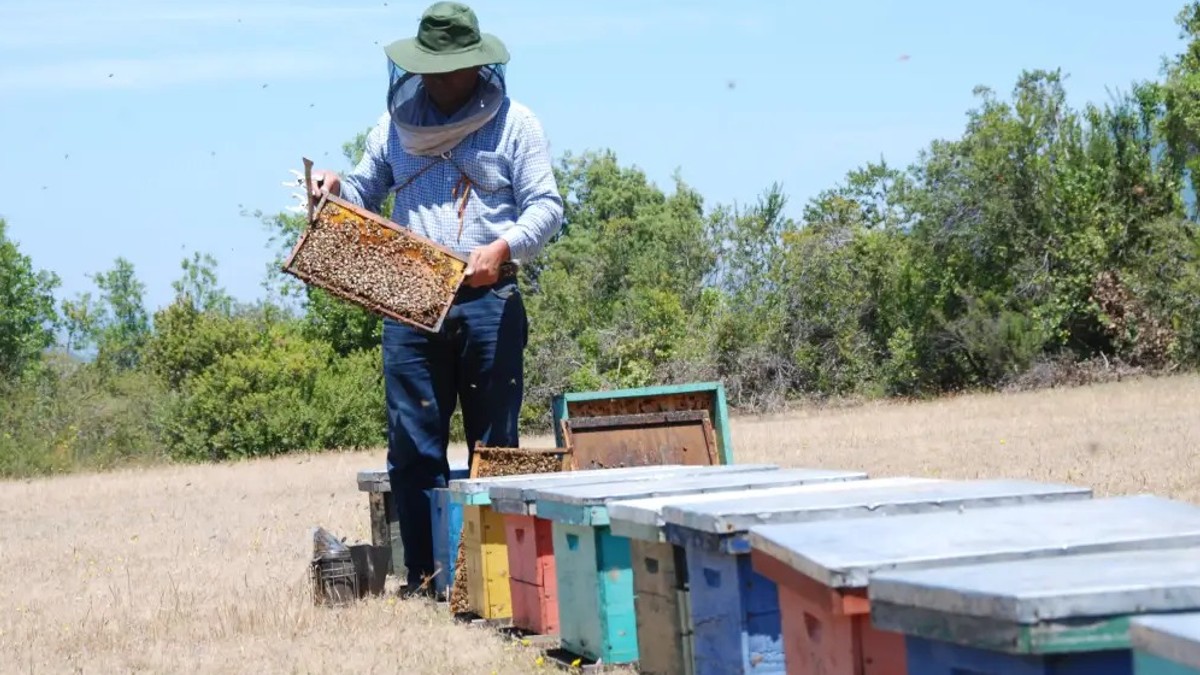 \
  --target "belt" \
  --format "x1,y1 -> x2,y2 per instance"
458,262 -> 519,293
